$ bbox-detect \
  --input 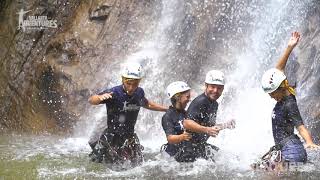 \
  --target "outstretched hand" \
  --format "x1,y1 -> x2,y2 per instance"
288,31 -> 300,48
216,119 -> 236,130
225,119 -> 236,129
206,126 -> 221,137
